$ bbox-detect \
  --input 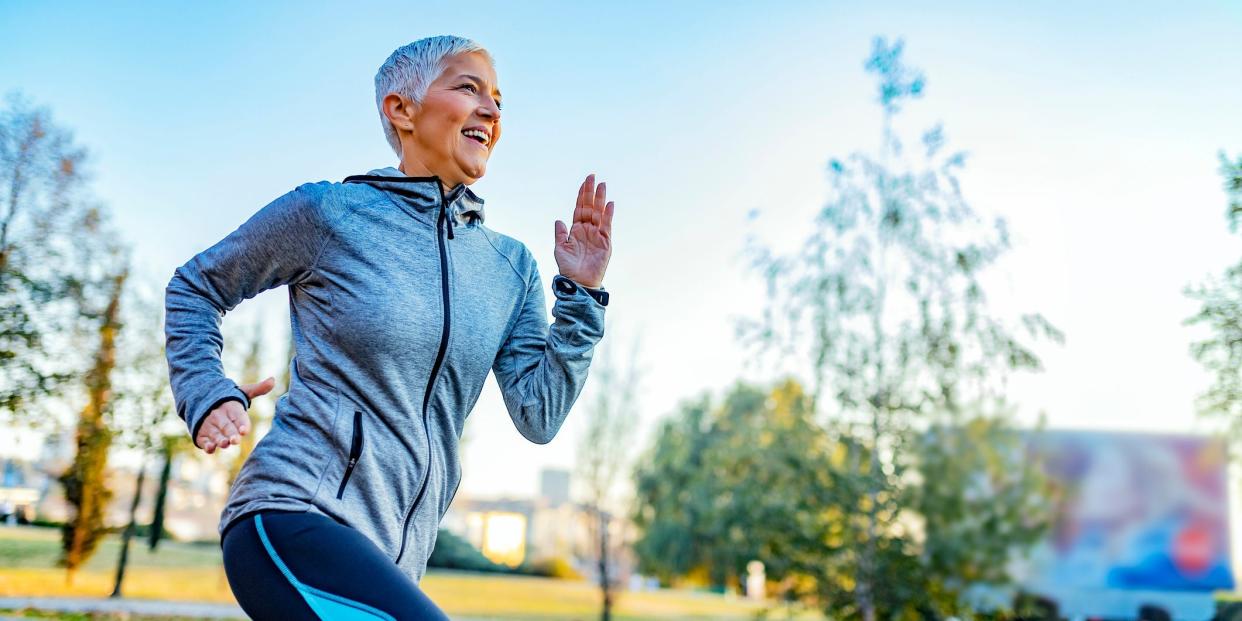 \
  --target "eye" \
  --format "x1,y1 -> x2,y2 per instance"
460,84 -> 501,110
